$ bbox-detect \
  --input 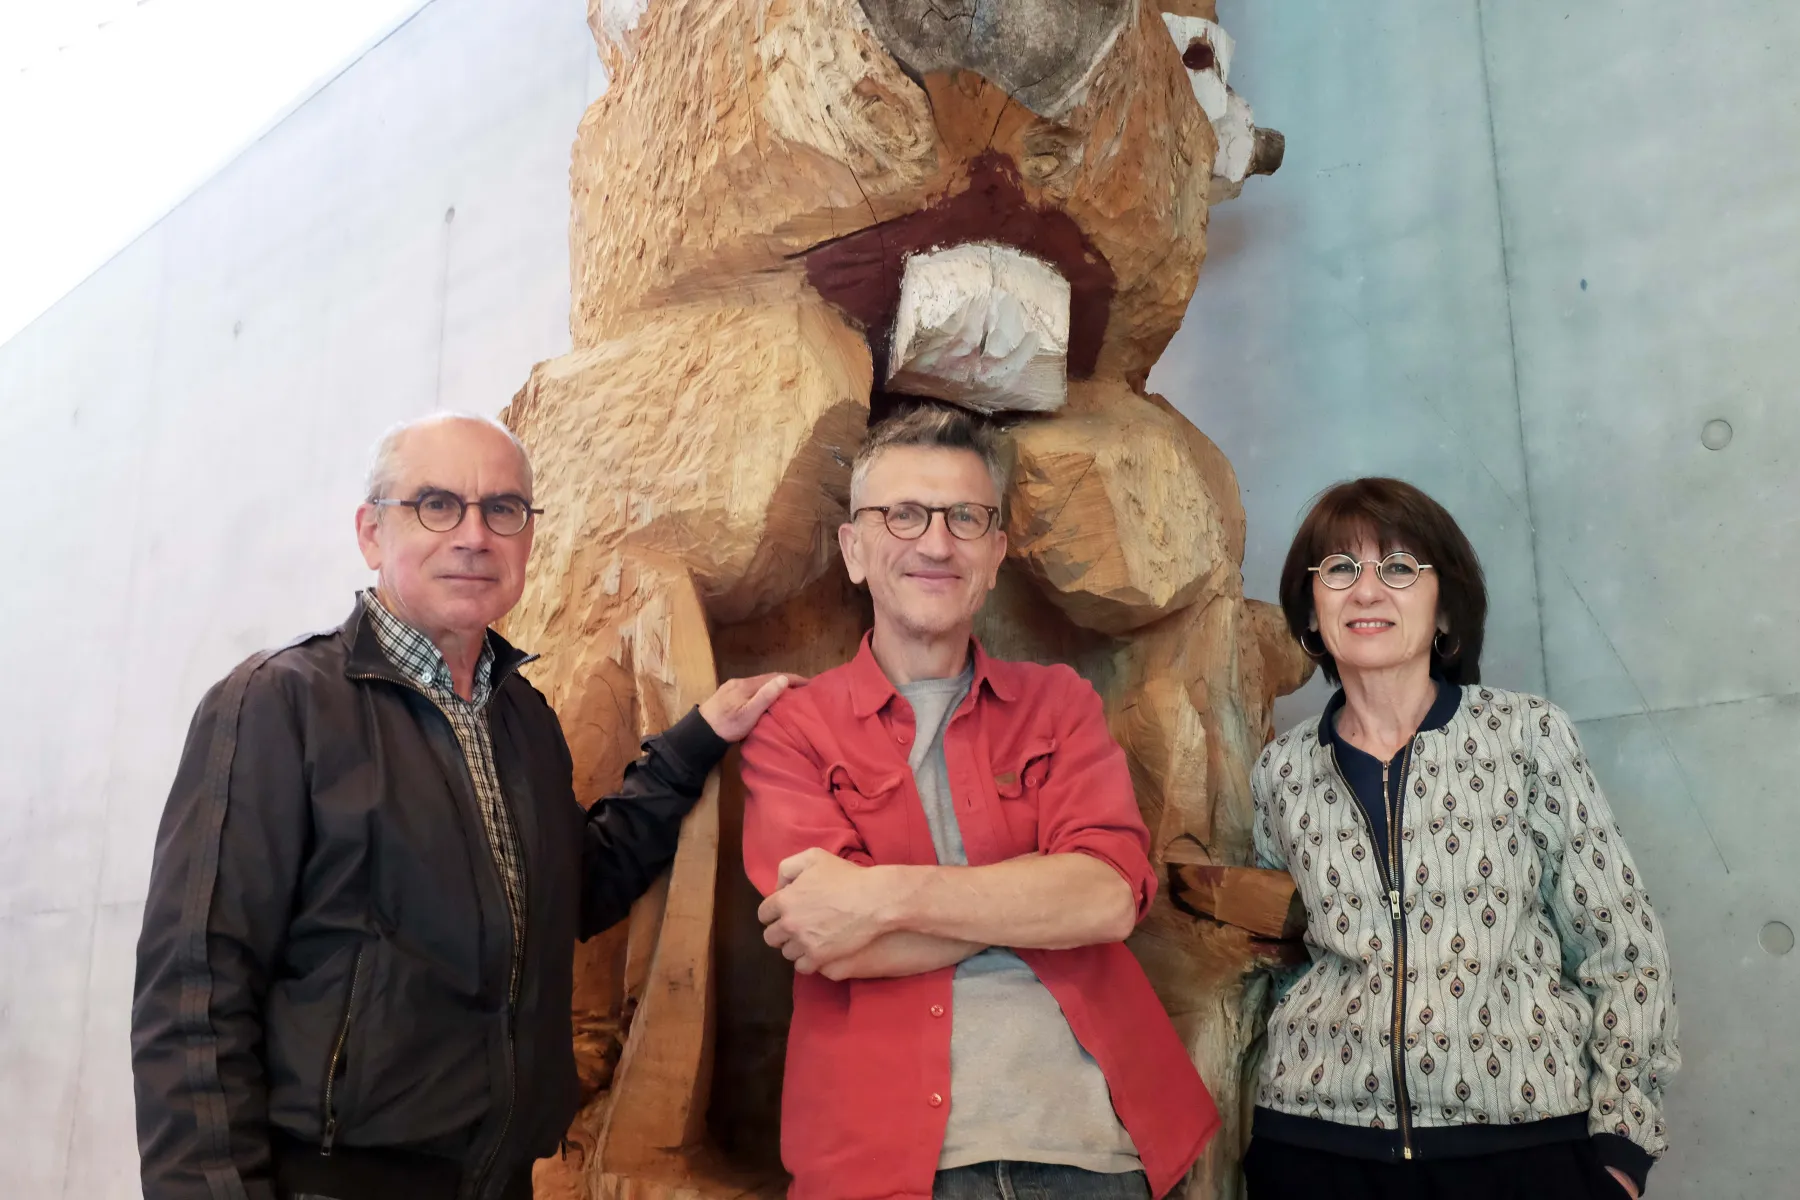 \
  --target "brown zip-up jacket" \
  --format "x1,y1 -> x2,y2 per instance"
132,600 -> 725,1200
